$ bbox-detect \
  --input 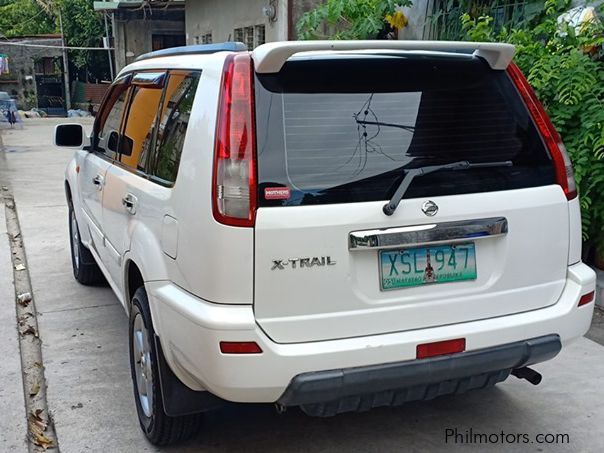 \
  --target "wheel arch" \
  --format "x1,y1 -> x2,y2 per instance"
125,259 -> 145,311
